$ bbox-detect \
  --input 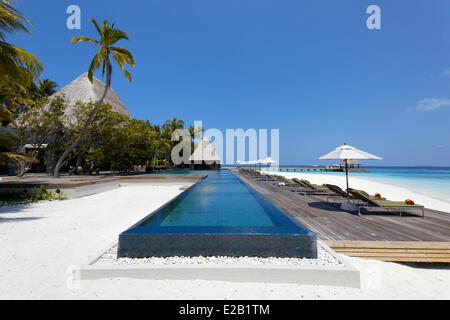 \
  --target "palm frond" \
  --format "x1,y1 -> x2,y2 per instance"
111,46 -> 135,66
0,107 -> 18,128
88,18 -> 104,42
0,41 -> 42,79
121,68 -> 132,82
71,36 -> 99,45
87,53 -> 101,83
109,29 -> 129,45
72,18 -> 134,85
0,152 -> 37,165
0,0 -> 32,40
